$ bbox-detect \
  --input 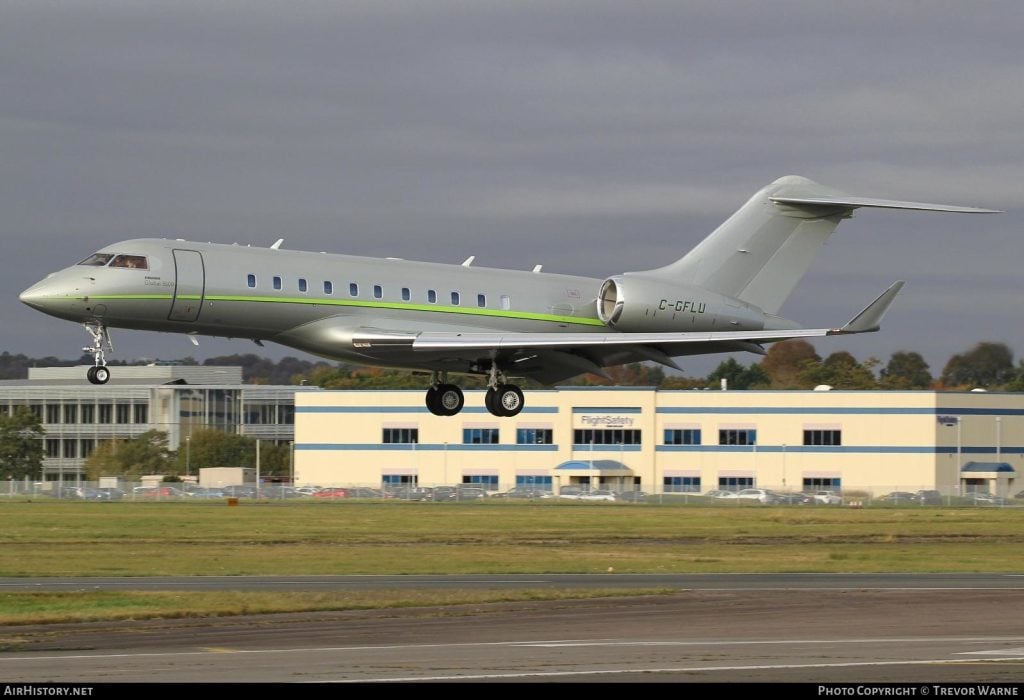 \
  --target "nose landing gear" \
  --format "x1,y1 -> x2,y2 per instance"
82,322 -> 113,385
